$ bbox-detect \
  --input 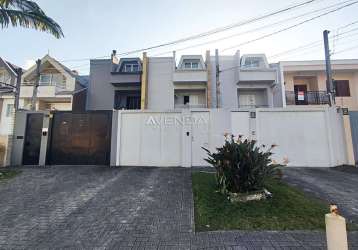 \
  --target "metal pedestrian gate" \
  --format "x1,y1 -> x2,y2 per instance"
48,112 -> 112,165
349,111 -> 358,165
23,113 -> 44,165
